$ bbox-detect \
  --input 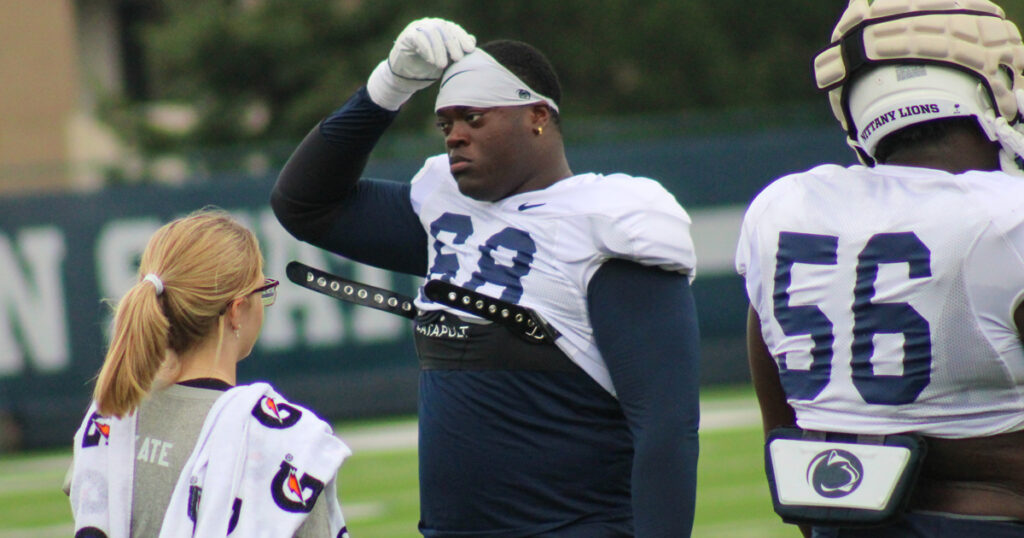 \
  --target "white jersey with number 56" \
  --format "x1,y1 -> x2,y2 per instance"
736,163 -> 1024,438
